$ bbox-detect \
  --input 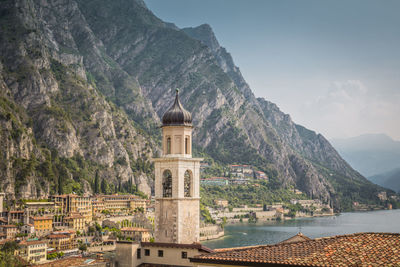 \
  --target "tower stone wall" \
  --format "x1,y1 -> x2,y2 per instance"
153,90 -> 202,244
